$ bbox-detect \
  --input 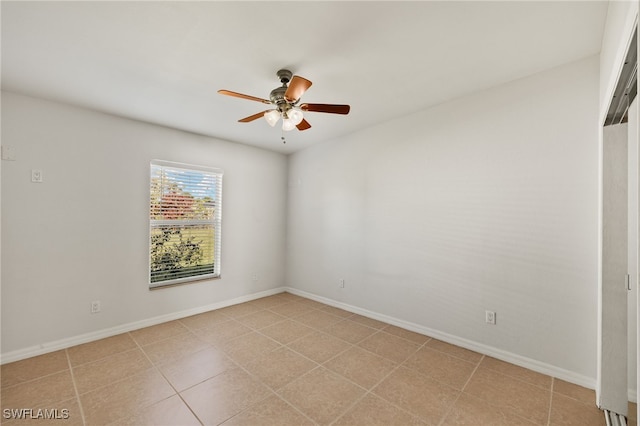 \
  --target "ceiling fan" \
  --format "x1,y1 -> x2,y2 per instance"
218,69 -> 350,132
